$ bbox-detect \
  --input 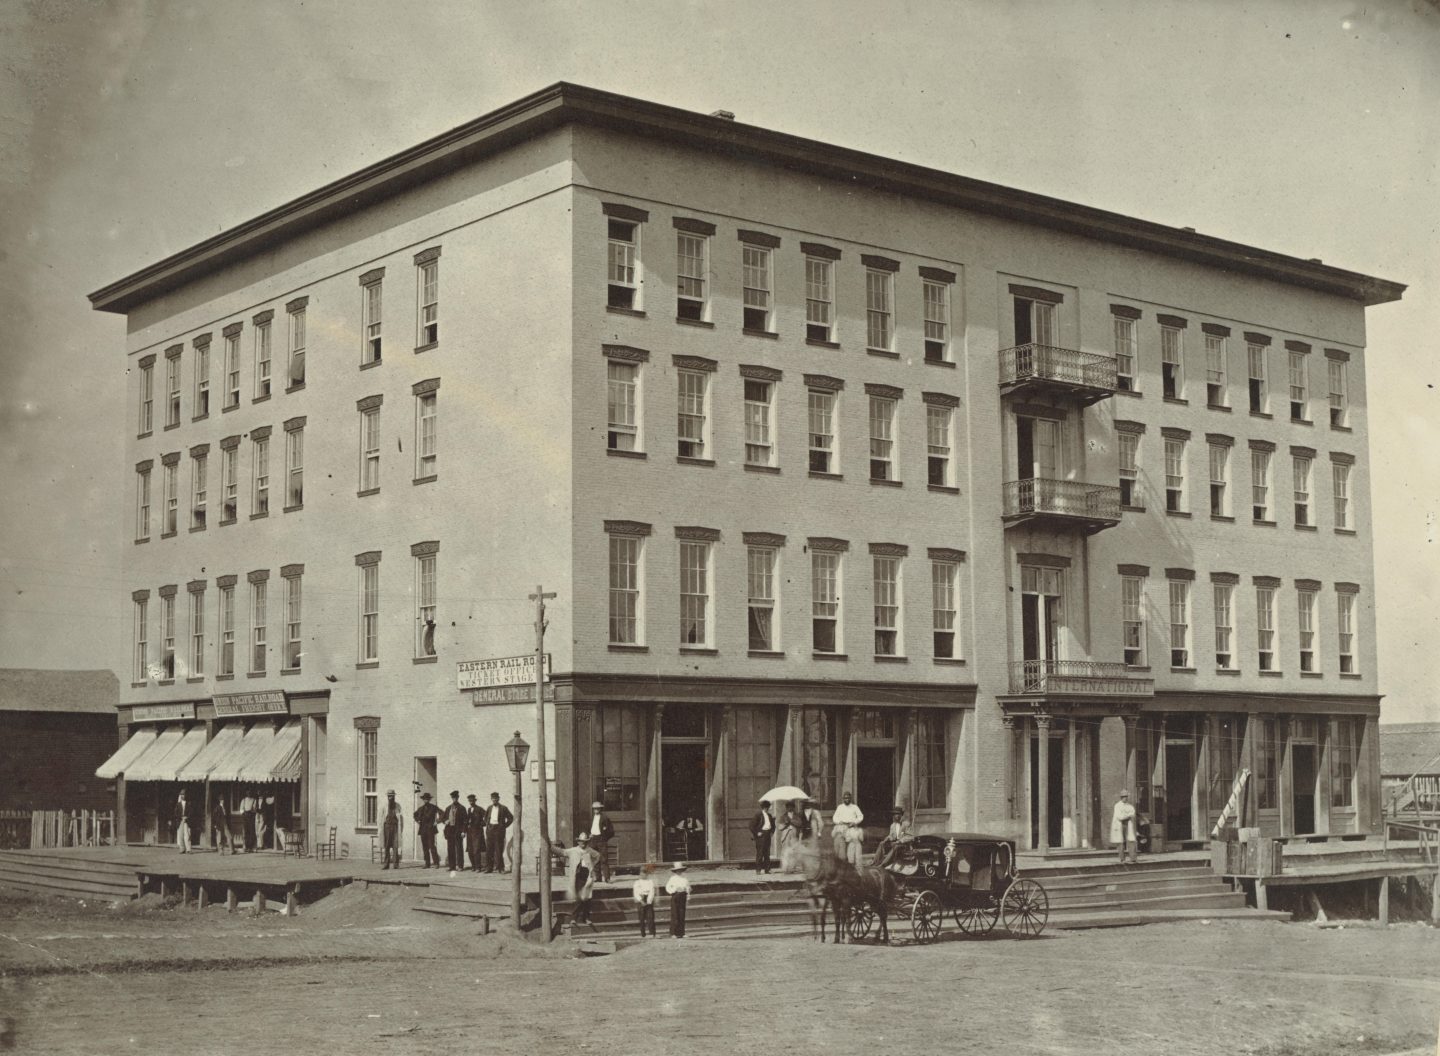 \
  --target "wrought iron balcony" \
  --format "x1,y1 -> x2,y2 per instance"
1003,478 -> 1123,534
998,344 -> 1119,405
1009,660 -> 1154,698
